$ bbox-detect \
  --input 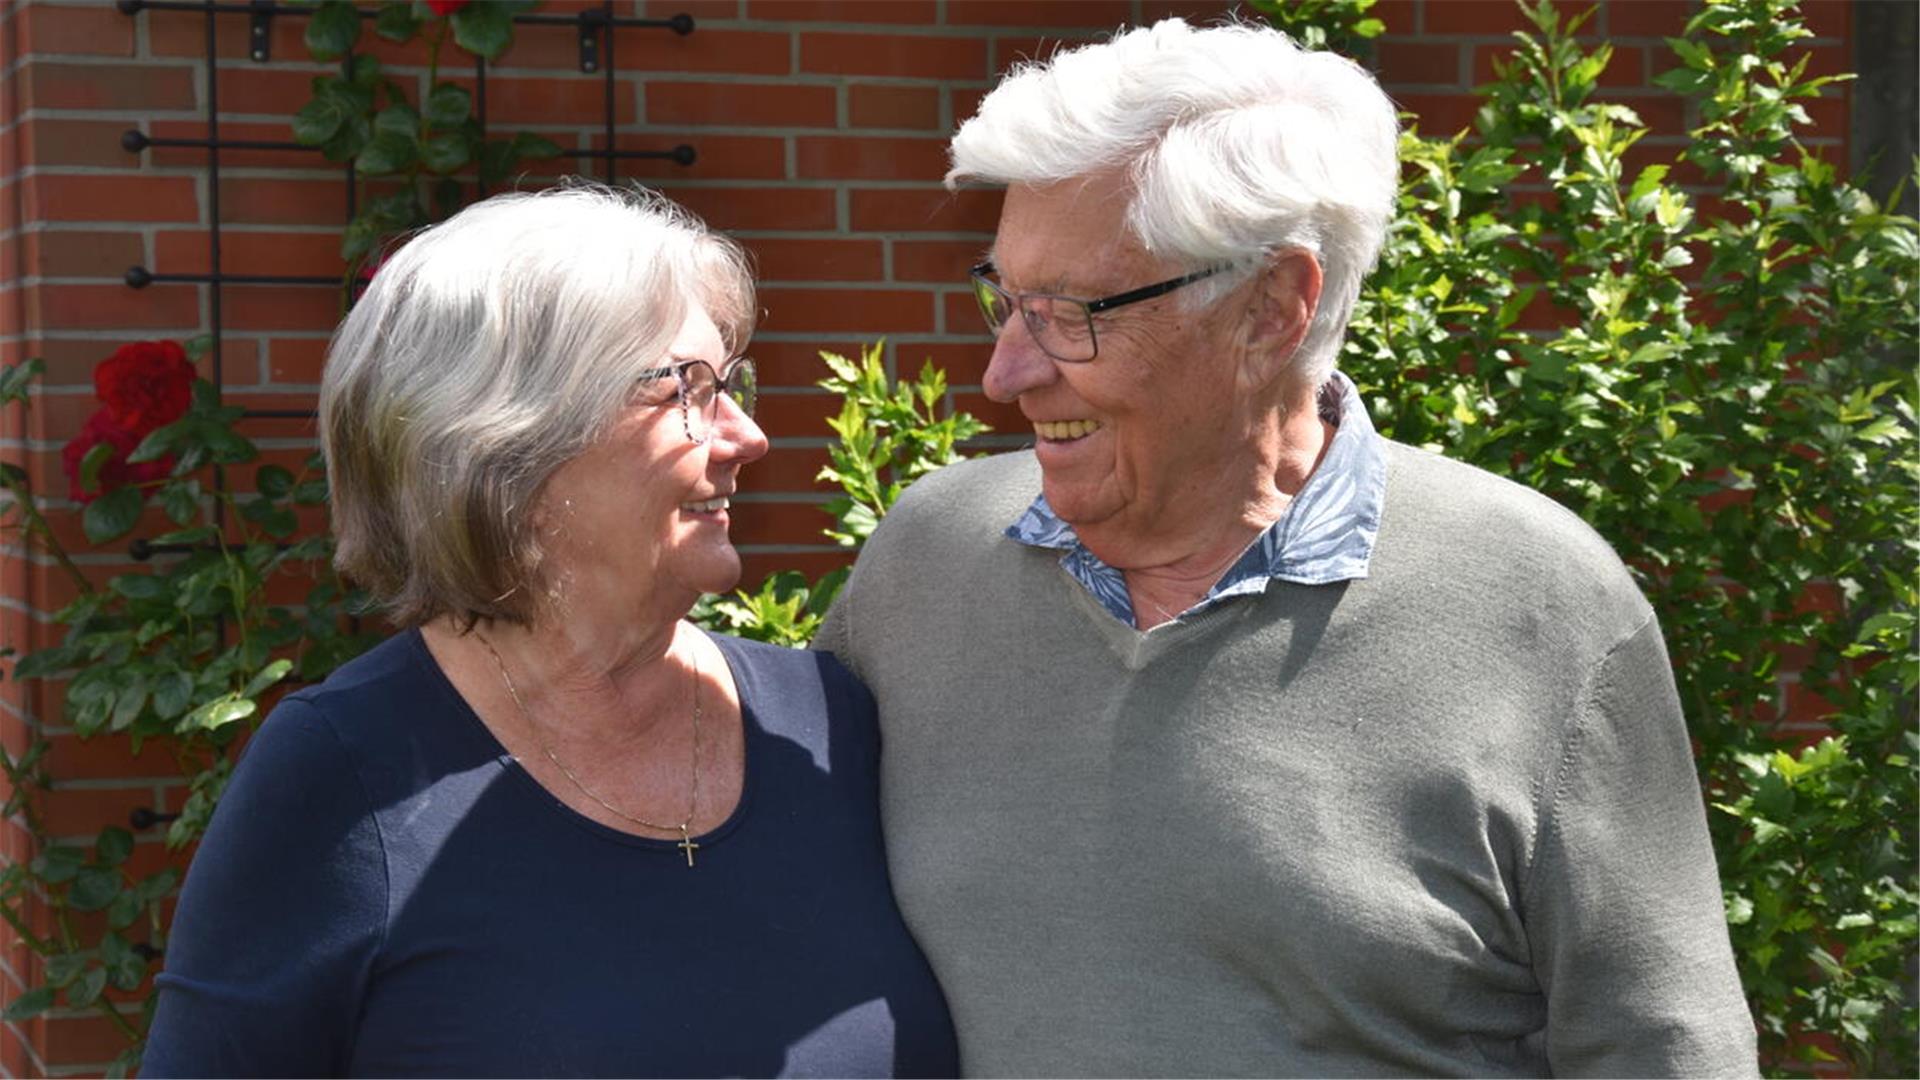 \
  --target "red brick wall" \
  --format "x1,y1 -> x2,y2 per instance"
0,0 -> 1857,1073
